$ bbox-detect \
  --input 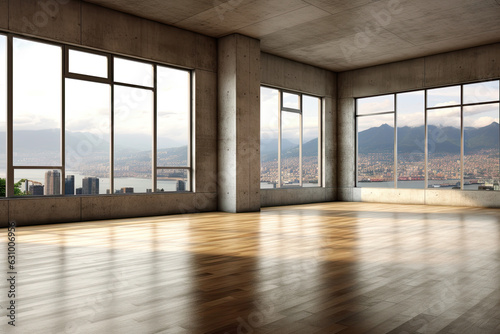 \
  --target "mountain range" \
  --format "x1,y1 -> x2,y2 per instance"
0,129 -> 187,154
261,137 -> 319,162
358,122 -> 499,154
